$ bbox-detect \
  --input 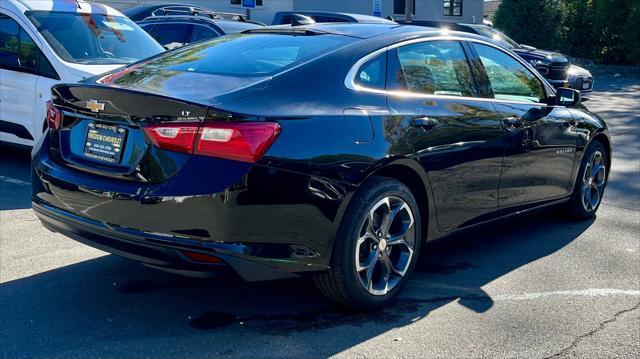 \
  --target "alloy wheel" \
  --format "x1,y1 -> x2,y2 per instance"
581,150 -> 606,212
355,196 -> 416,296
